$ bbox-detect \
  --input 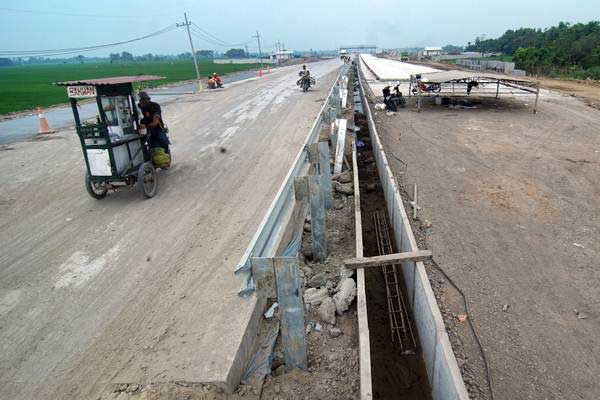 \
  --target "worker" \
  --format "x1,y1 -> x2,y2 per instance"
299,64 -> 310,78
212,73 -> 223,88
207,75 -> 217,89
138,91 -> 170,156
